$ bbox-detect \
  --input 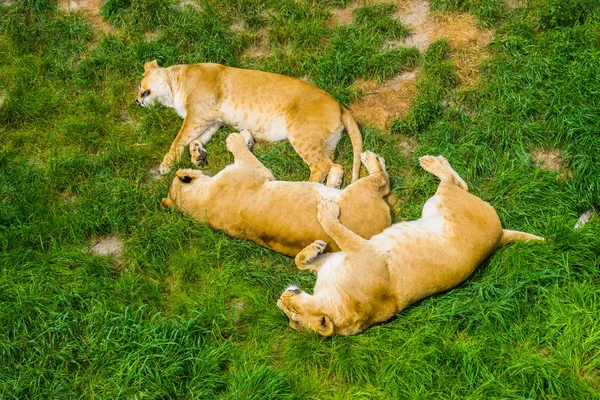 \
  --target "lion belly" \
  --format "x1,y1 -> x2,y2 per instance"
220,103 -> 288,142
